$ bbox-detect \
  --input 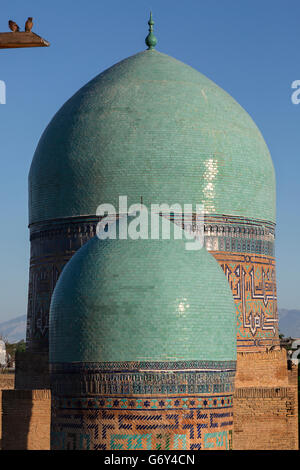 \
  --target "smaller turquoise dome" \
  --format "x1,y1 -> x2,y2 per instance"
49,224 -> 237,364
